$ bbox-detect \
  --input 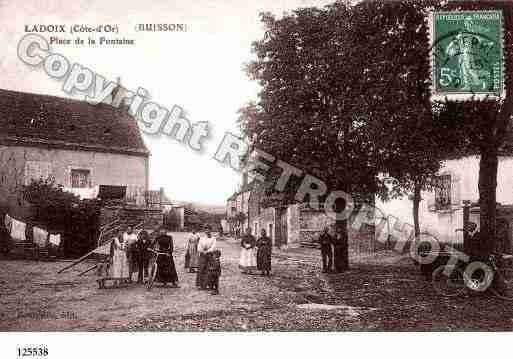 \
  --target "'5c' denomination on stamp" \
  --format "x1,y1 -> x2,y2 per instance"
432,10 -> 504,97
